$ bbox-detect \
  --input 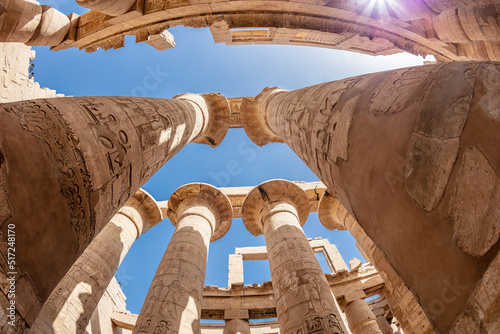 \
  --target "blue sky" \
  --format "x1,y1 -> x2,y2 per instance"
32,1 -> 427,318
